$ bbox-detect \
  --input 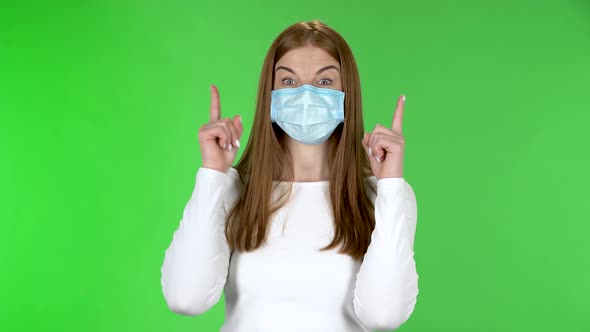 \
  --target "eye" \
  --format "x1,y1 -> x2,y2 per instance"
318,78 -> 332,85
281,78 -> 296,86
